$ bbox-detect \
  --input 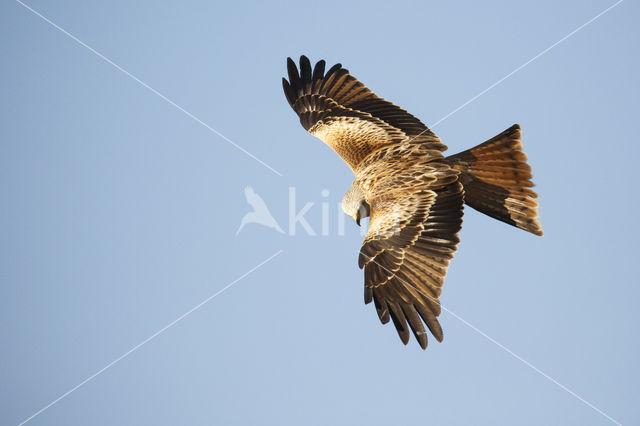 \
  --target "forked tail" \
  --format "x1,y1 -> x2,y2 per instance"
445,124 -> 543,236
